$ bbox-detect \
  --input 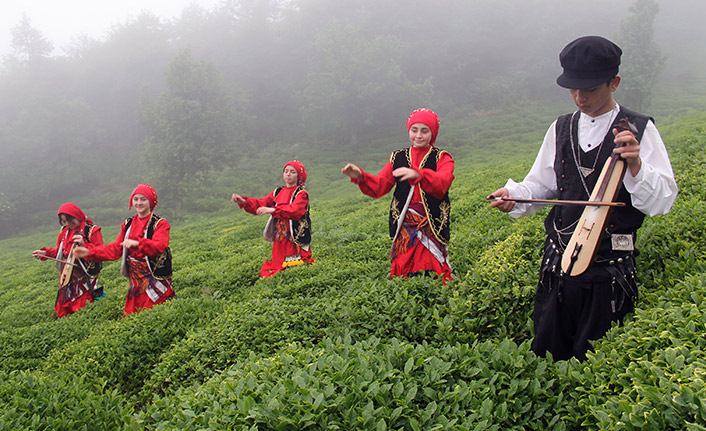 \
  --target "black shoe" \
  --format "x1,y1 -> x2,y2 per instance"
92,286 -> 106,300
